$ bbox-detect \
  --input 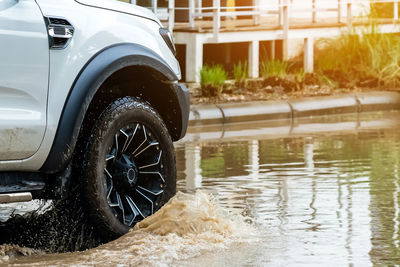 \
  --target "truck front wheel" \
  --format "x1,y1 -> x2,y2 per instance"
81,97 -> 176,238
